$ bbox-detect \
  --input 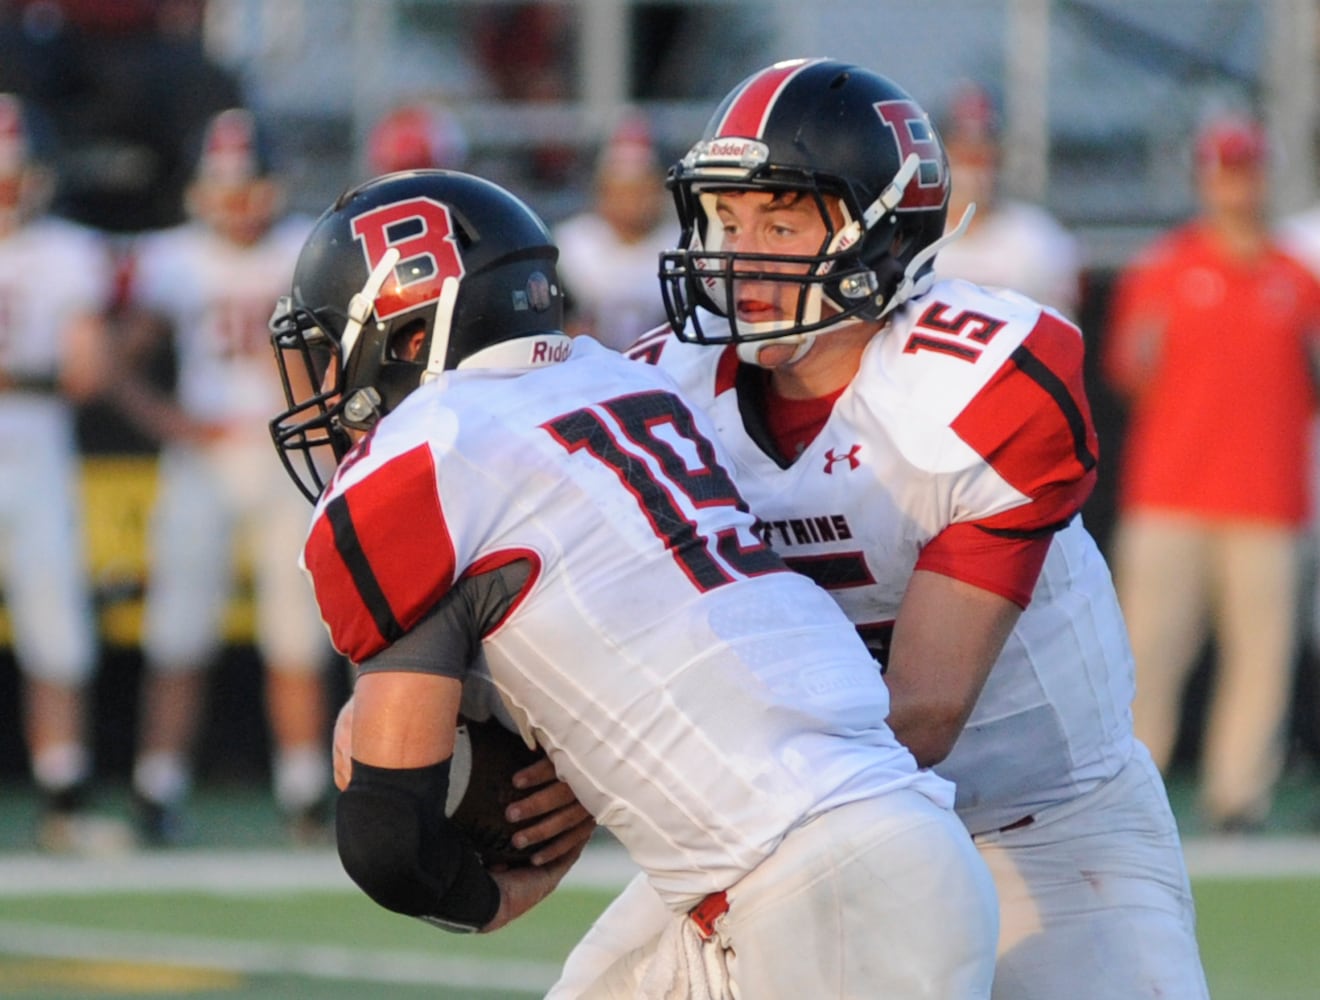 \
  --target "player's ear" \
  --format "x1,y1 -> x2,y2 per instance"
387,322 -> 428,363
